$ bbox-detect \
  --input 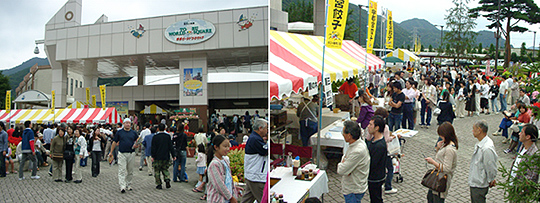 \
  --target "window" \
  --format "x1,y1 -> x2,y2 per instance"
80,81 -> 83,88
75,80 -> 78,88
70,78 -> 73,96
